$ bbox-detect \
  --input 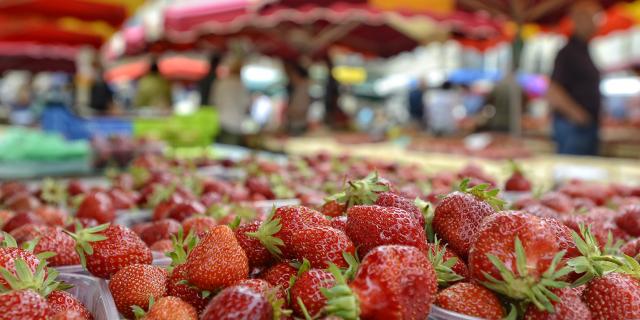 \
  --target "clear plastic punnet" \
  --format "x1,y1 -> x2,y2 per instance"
58,273 -> 119,320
